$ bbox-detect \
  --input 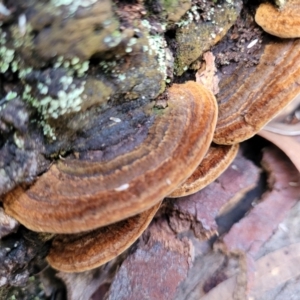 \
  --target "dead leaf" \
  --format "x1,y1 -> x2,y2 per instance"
263,97 -> 300,135
264,93 -> 300,128
258,130 -> 300,172
263,122 -> 300,136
